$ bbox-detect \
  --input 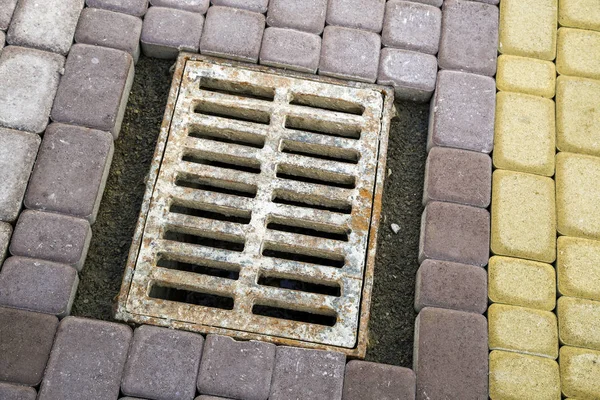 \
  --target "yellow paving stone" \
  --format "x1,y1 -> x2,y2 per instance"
488,304 -> 558,359
556,76 -> 600,157
496,55 -> 556,98
491,170 -> 556,263
499,0 -> 558,61
557,296 -> 600,351
557,236 -> 600,302
488,256 -> 556,311
493,92 -> 555,176
560,346 -> 600,400
489,350 -> 561,400
556,152 -> 600,240
557,27 -> 600,80
559,0 -> 600,31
